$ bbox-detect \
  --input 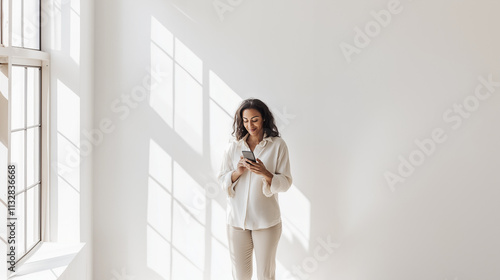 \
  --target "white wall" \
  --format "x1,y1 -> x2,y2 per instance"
93,0 -> 500,279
